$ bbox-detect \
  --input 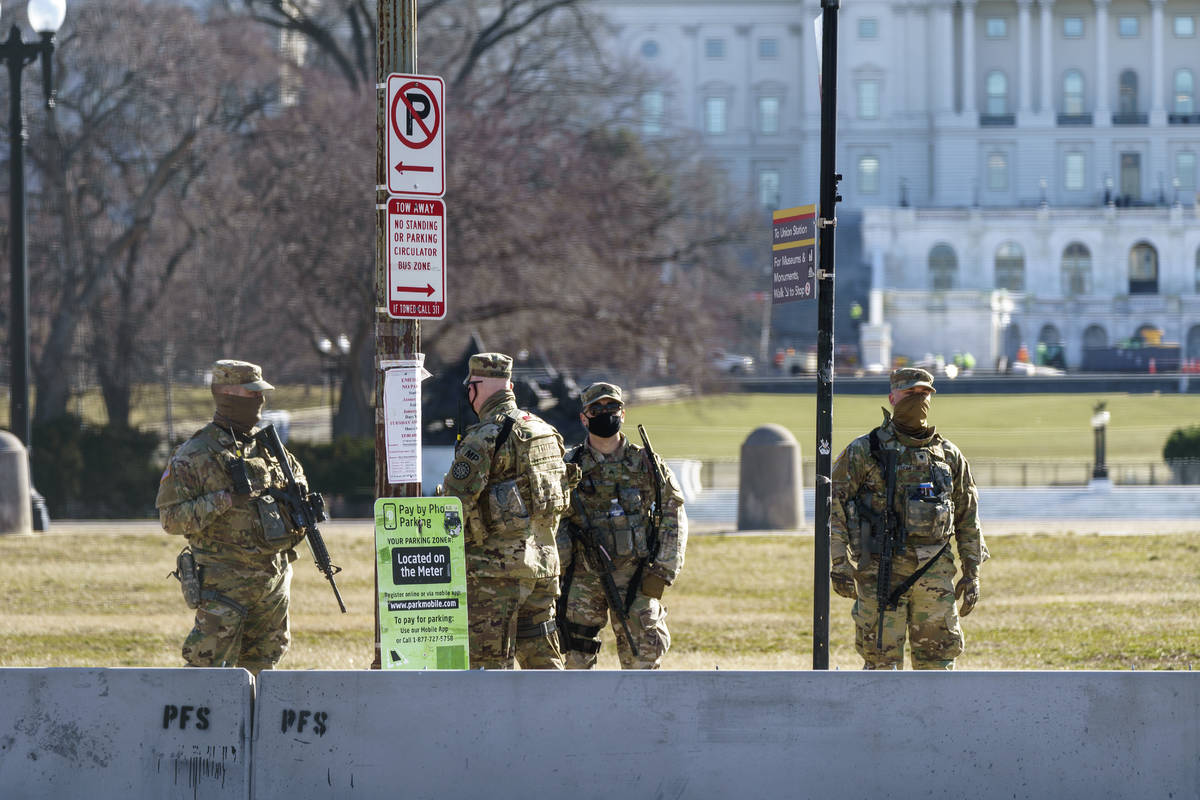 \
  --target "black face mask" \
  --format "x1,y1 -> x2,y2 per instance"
587,412 -> 622,438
